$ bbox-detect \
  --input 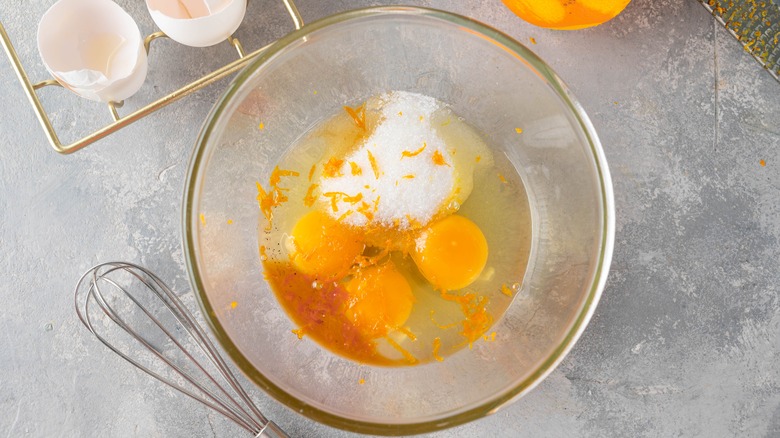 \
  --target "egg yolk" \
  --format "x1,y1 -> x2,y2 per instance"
344,262 -> 414,338
289,210 -> 364,278
412,215 -> 488,290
